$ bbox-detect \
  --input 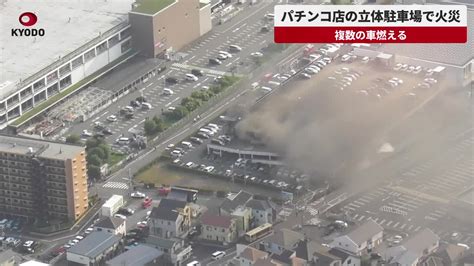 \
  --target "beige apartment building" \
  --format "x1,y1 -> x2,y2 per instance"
129,0 -> 212,58
0,135 -> 88,223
